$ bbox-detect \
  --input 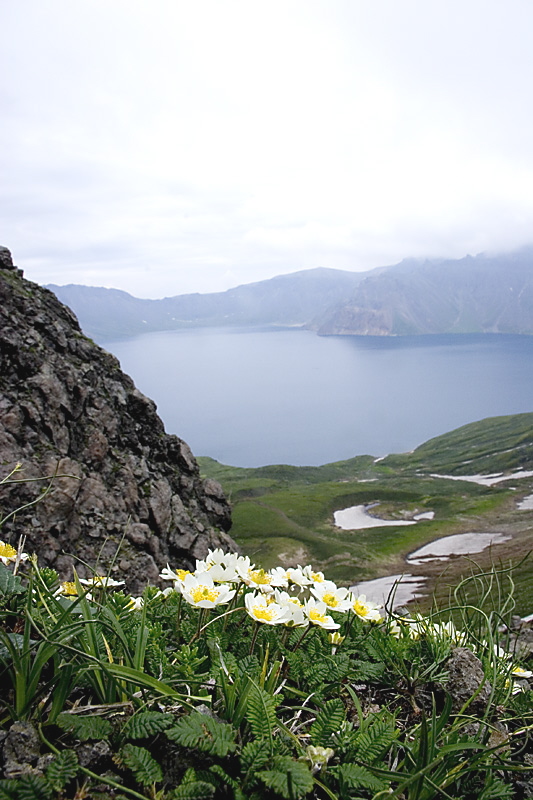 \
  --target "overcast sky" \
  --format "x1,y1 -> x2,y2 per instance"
2,1 -> 533,298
